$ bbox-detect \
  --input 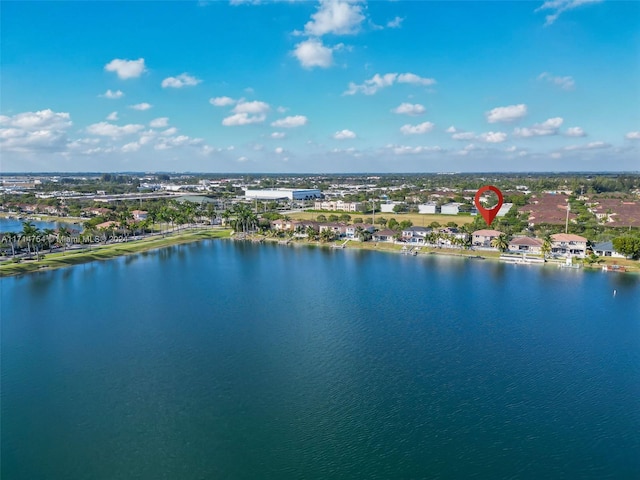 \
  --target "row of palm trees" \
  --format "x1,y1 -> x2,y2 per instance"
1,222 -> 77,259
